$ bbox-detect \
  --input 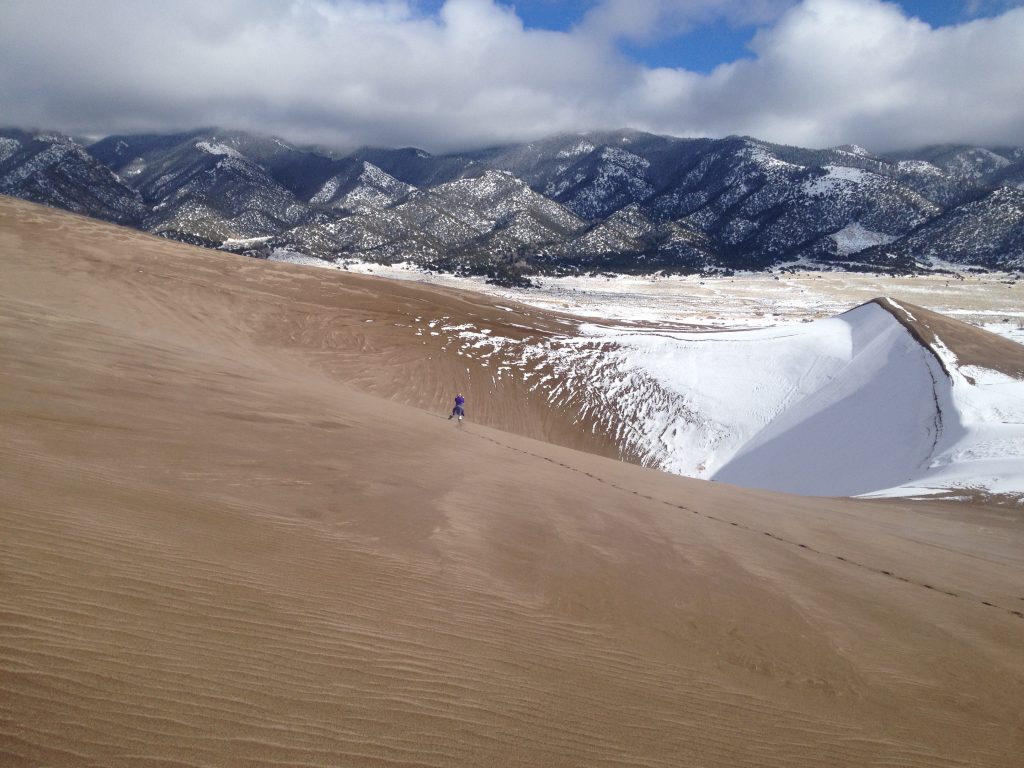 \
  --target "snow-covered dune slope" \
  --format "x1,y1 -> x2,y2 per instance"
598,299 -> 1024,498
868,298 -> 1024,500
708,301 -> 957,496
440,298 -> 1024,499
579,300 -> 1024,498
563,302 -> 957,496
